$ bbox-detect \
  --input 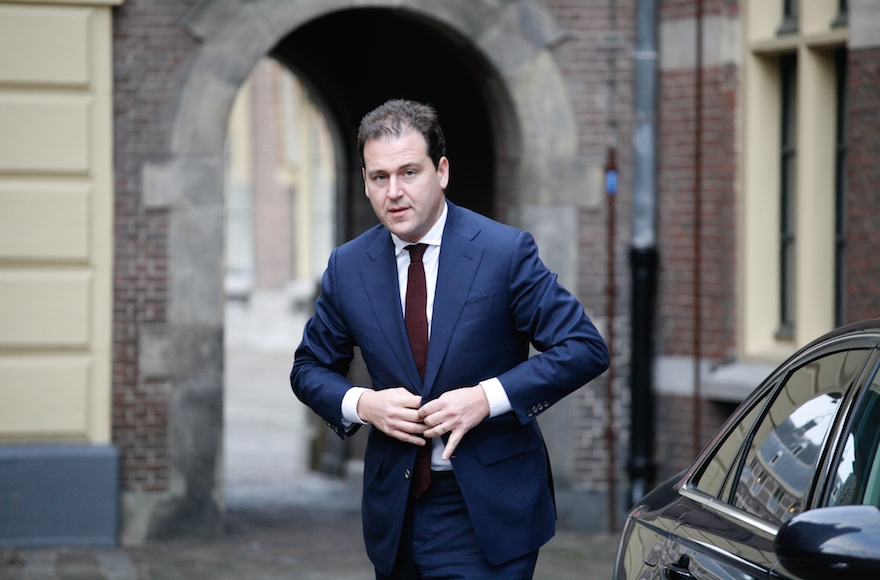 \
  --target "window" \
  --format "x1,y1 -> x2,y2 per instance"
827,355 -> 880,508
693,390 -> 771,498
742,0 -> 847,358
731,349 -> 868,525
778,54 -> 798,339
833,48 -> 848,327
779,0 -> 799,34
832,0 -> 848,28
